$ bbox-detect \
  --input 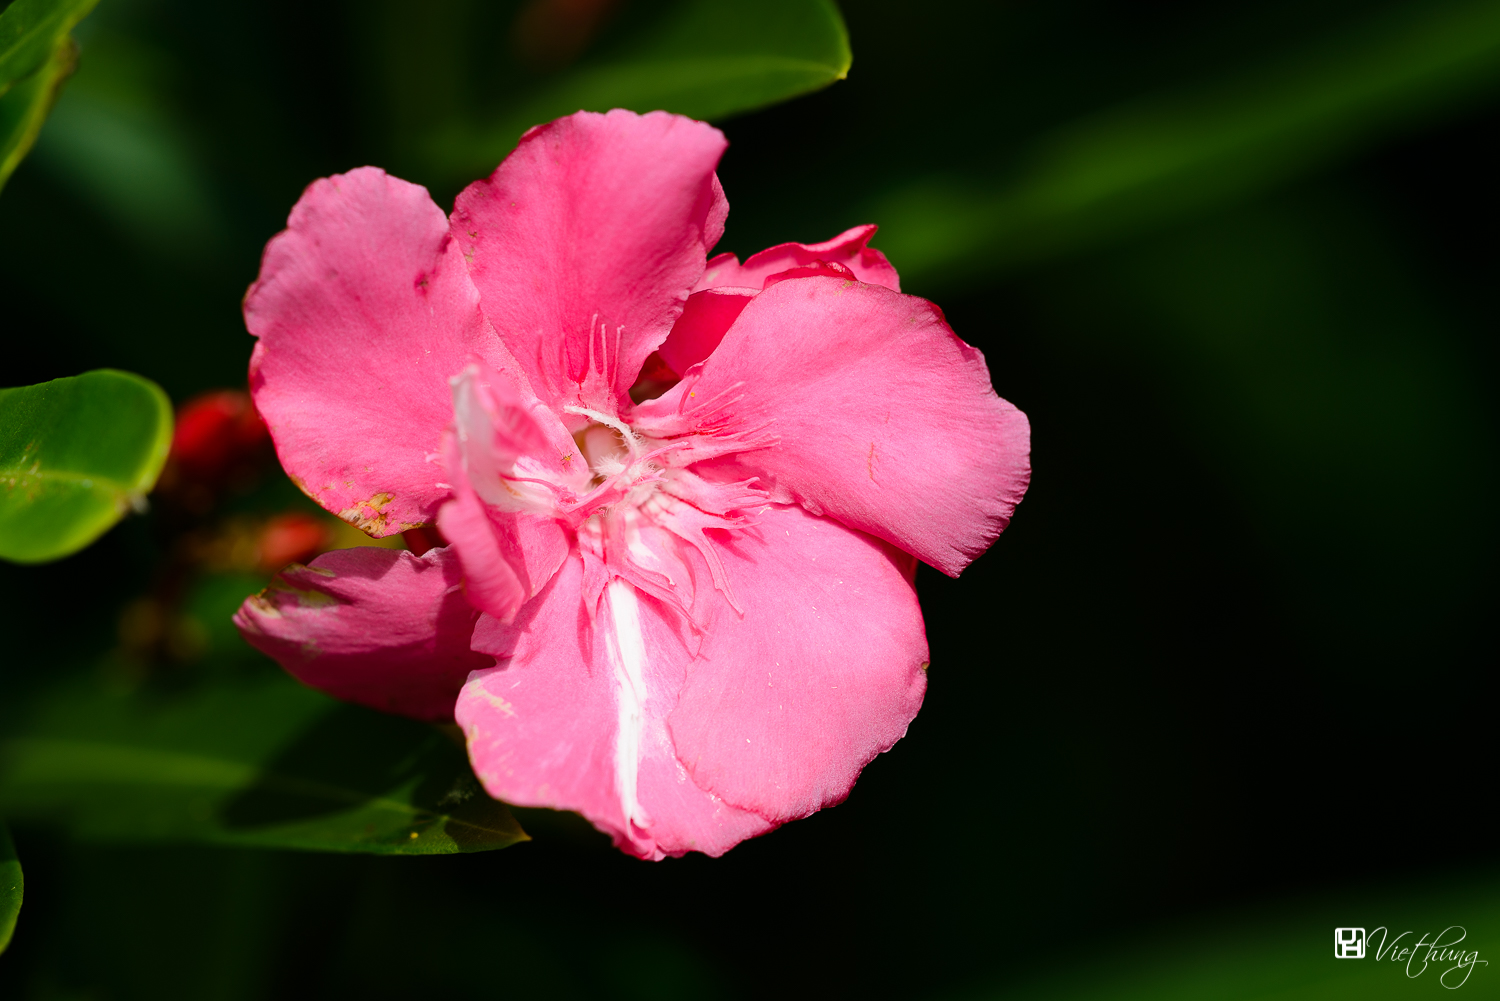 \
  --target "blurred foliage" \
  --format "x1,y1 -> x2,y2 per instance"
960,872 -> 1500,999
1,0 -> 1498,997
0,0 -> 94,85
0,821 -> 18,955
0,370 -> 171,564
0,0 -> 98,189
873,0 -> 1500,284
